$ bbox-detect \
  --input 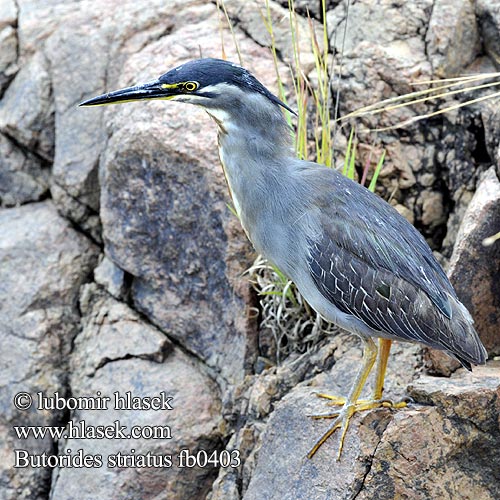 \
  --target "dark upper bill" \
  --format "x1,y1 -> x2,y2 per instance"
79,80 -> 176,107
